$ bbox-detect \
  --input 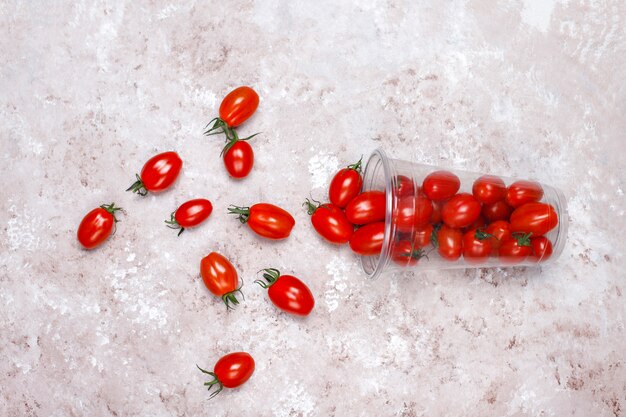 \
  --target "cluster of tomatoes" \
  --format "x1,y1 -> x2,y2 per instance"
76,86 -> 314,398
387,172 -> 558,266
